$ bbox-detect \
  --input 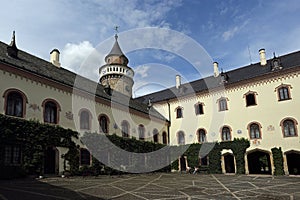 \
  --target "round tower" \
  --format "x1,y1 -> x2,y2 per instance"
99,34 -> 134,97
